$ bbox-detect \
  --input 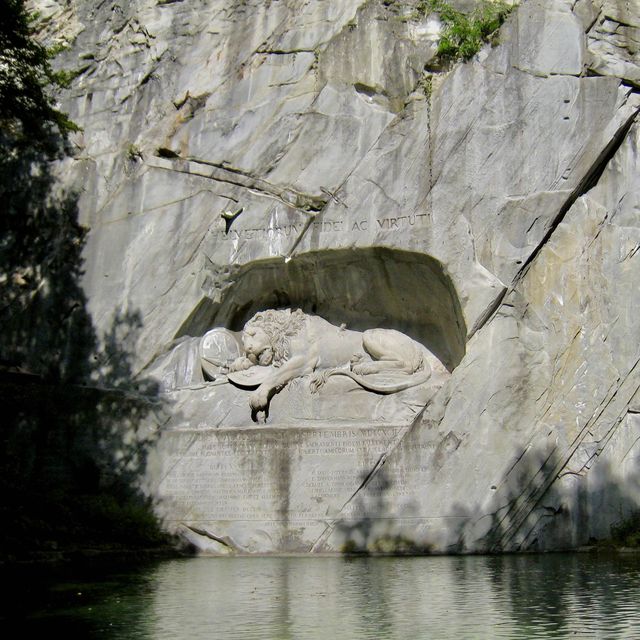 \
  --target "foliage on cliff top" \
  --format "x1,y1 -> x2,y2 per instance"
0,0 -> 78,156
418,0 -> 514,62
